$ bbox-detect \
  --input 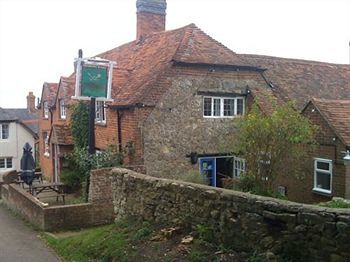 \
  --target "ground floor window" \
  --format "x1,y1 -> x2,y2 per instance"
313,158 -> 332,194
199,156 -> 246,187
0,157 -> 12,169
